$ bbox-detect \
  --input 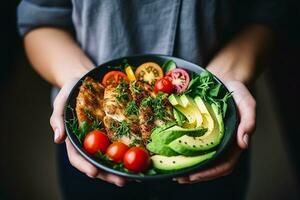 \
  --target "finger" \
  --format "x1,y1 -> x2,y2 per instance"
66,139 -> 126,187
96,172 -> 127,187
226,81 -> 256,149
65,138 -> 98,178
236,94 -> 256,149
50,79 -> 78,143
176,145 -> 241,184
